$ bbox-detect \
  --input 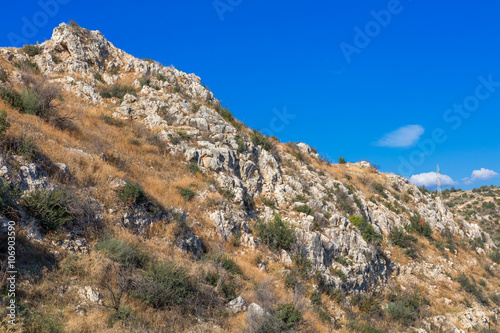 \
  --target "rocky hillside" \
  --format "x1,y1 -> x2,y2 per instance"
0,22 -> 499,333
